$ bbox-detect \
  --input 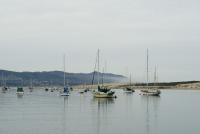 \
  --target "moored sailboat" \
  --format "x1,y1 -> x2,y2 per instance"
1,73 -> 8,93
124,74 -> 135,93
140,49 -> 161,96
29,79 -> 33,92
93,49 -> 116,98
60,54 -> 70,96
